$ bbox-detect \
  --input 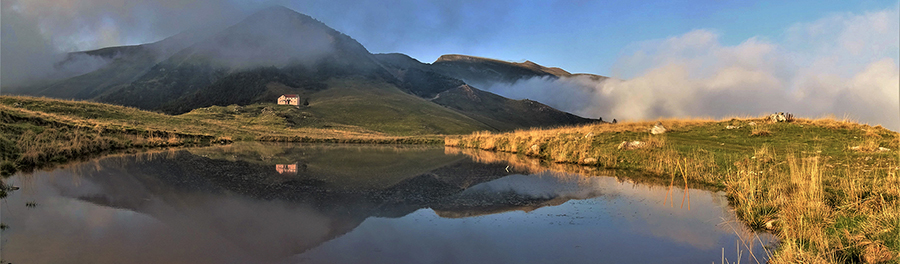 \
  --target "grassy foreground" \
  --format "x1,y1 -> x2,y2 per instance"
0,95 -> 441,178
446,117 -> 899,263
